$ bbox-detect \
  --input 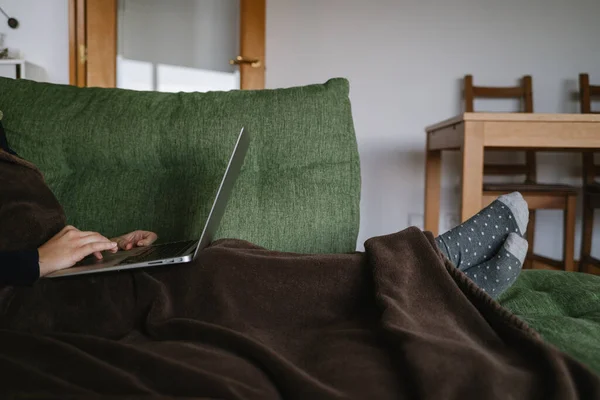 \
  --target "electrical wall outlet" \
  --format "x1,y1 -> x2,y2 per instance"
408,213 -> 424,230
